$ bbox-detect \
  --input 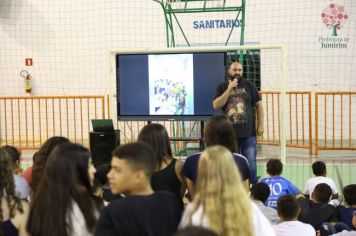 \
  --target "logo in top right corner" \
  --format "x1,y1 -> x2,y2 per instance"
321,3 -> 348,36
319,3 -> 350,49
